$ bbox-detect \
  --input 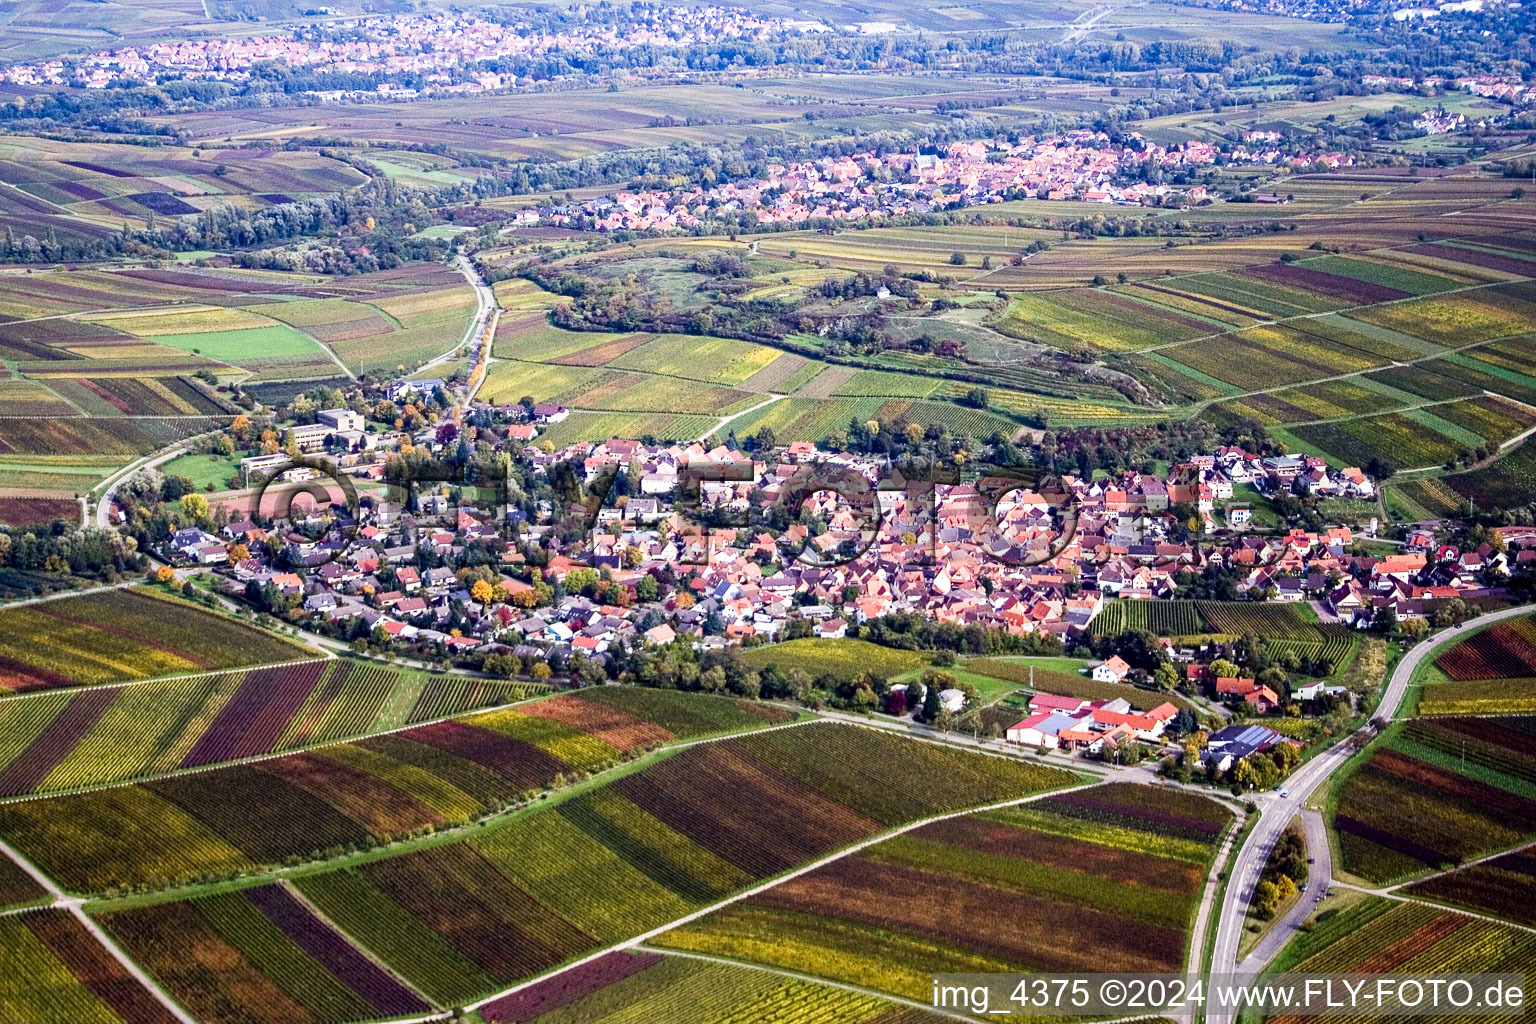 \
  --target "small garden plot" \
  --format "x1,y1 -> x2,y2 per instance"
652,783 -> 1230,1003
609,334 -> 782,385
